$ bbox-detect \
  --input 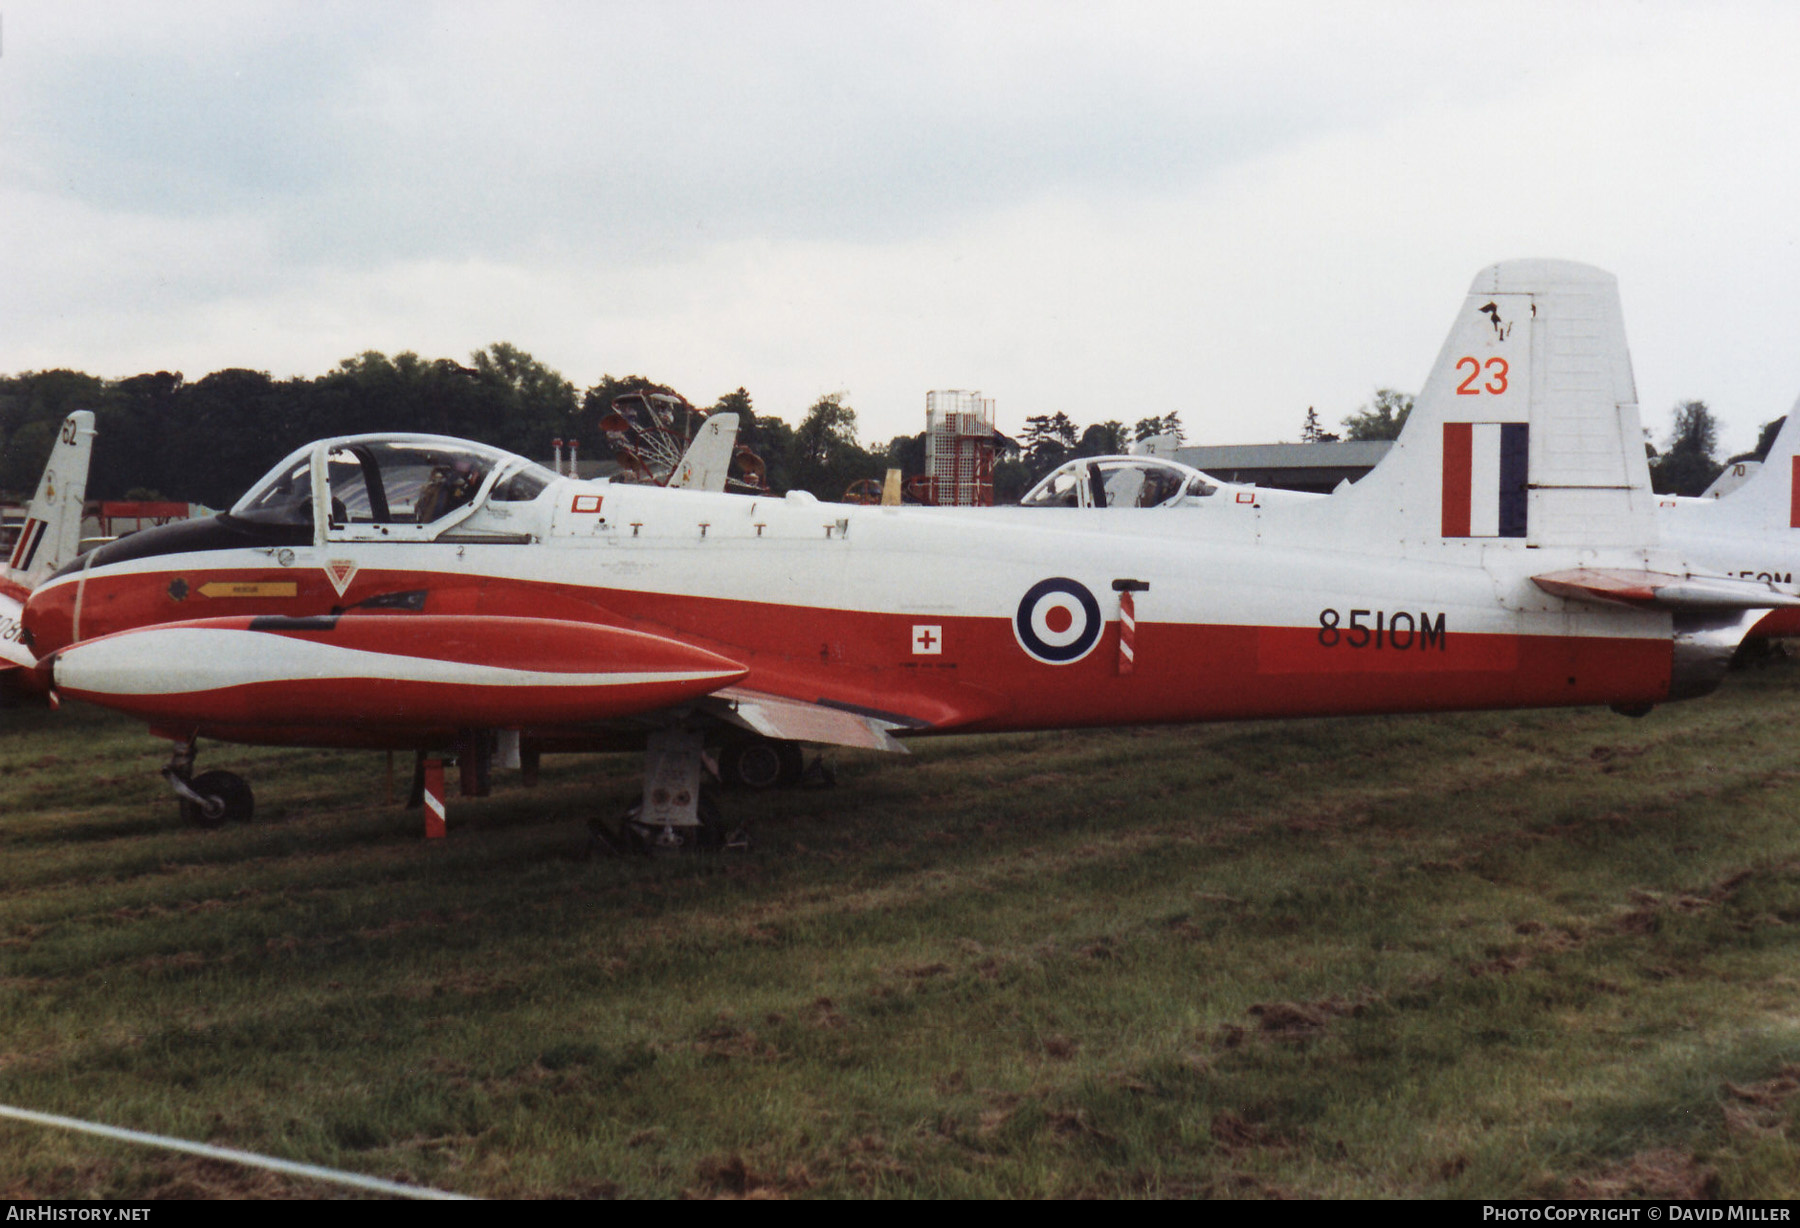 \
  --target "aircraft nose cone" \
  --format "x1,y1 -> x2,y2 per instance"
18,580 -> 74,659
